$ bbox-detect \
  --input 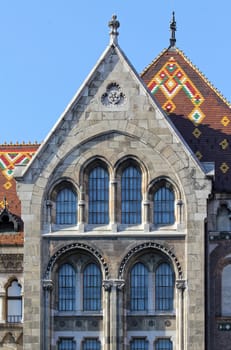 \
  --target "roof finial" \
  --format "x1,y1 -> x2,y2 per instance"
169,11 -> 177,49
108,14 -> 120,44
3,196 -> 7,210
